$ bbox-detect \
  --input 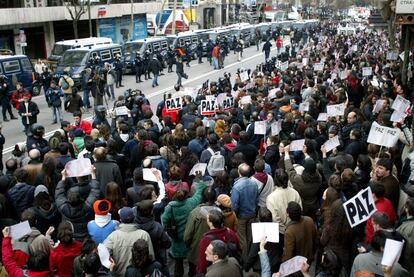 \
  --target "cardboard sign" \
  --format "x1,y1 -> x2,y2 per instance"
343,187 -> 377,228
65,158 -> 92,177
391,94 -> 411,112
251,222 -> 279,243
317,113 -> 328,121
165,97 -> 183,112
189,163 -> 207,176
240,95 -> 251,105
222,97 -> 234,110
373,99 -> 386,113
323,136 -> 340,153
200,99 -> 216,115
367,121 -> 401,148
382,239 -> 404,267
386,51 -> 398,61
254,121 -> 267,135
326,103 -> 346,117
362,67 -> 372,77
279,256 -> 308,277
114,106 -> 129,116
313,62 -> 324,71
290,139 -> 305,152
271,120 -> 282,136
240,71 -> 249,82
